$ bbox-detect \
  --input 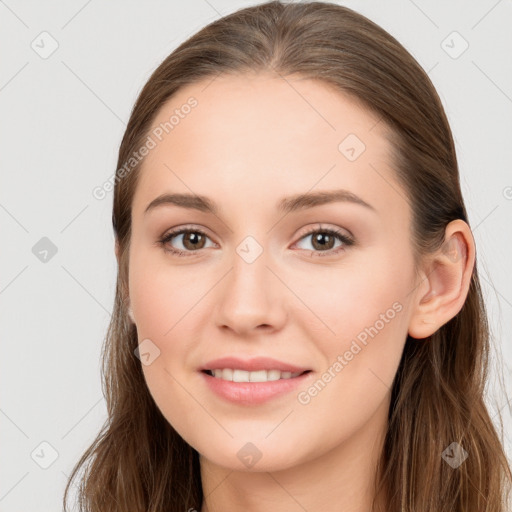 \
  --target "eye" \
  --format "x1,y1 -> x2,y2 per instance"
158,226 -> 216,257
158,224 -> 355,258
293,225 -> 354,257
